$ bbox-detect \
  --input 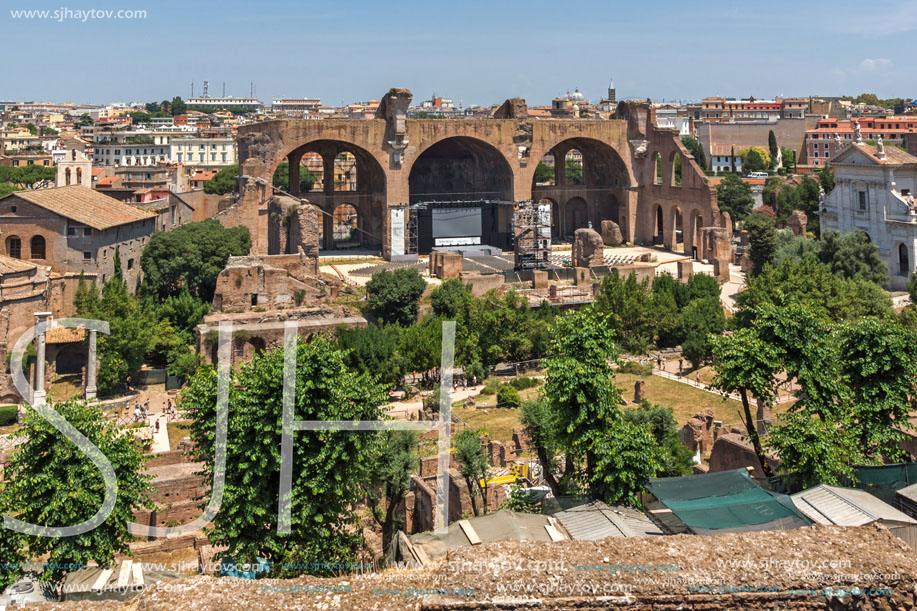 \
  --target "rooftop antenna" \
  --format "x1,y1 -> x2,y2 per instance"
250,82 -> 253,98
191,82 -> 194,98
202,81 -> 209,98
222,82 -> 226,97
